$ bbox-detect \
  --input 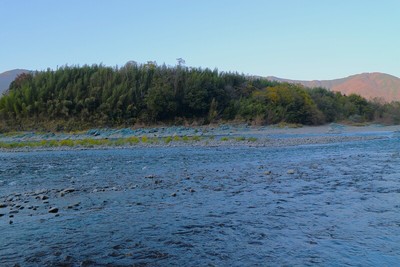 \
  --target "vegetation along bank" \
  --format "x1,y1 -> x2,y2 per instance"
1,63 -> 400,132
